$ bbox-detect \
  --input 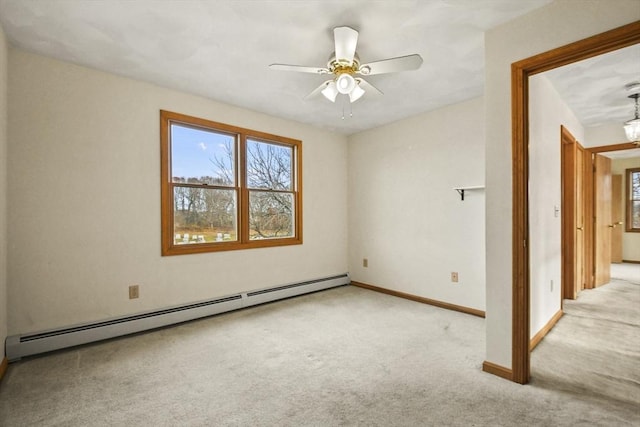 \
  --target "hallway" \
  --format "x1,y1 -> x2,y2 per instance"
530,263 -> 640,408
